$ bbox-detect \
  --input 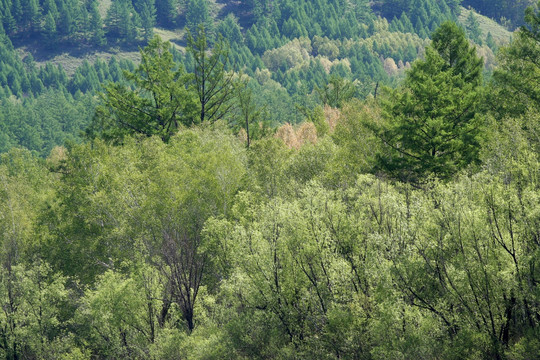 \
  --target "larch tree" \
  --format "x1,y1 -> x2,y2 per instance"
187,25 -> 237,125
374,21 -> 484,183
89,36 -> 197,143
